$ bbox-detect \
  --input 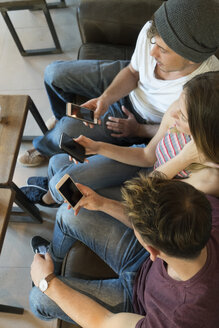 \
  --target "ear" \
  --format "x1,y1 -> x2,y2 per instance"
146,245 -> 160,262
